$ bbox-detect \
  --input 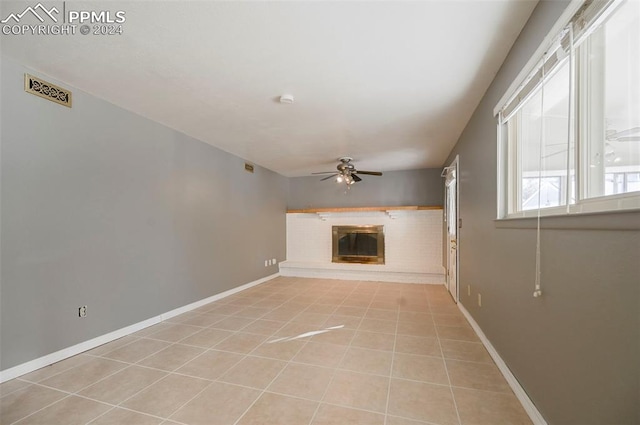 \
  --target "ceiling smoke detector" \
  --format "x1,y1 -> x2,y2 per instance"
279,94 -> 294,104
